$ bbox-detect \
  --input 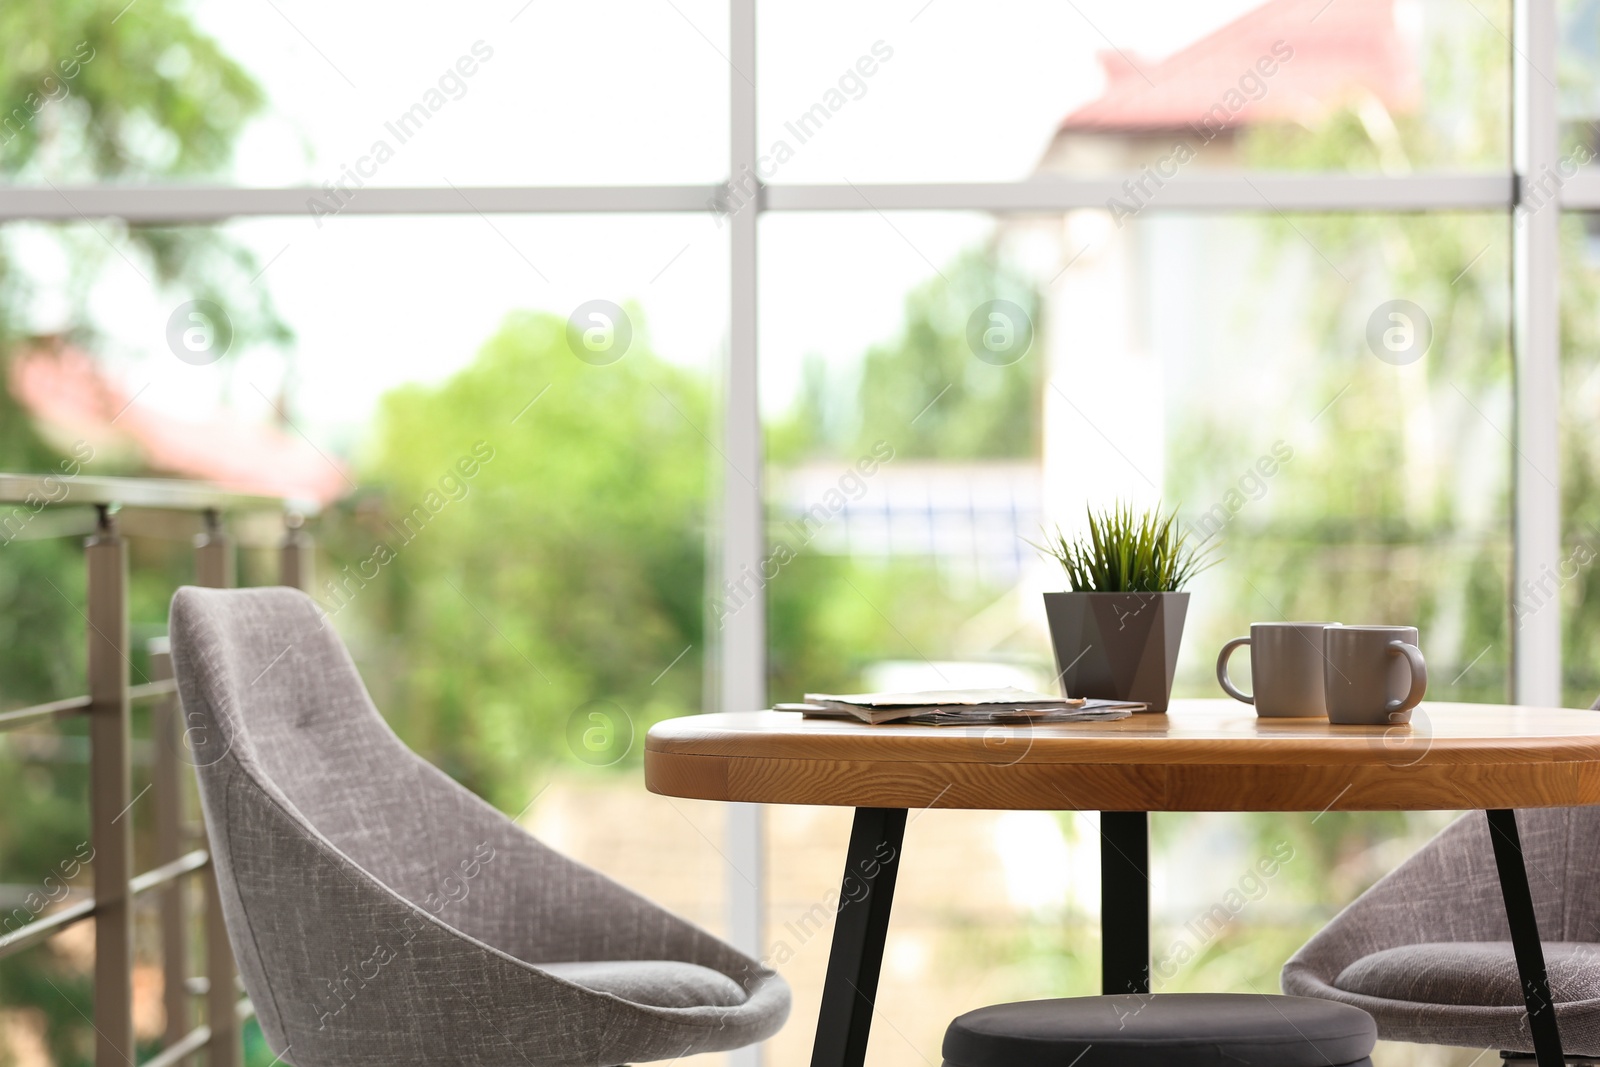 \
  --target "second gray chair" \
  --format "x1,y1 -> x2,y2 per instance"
1282,807 -> 1600,1057
170,585 -> 789,1067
